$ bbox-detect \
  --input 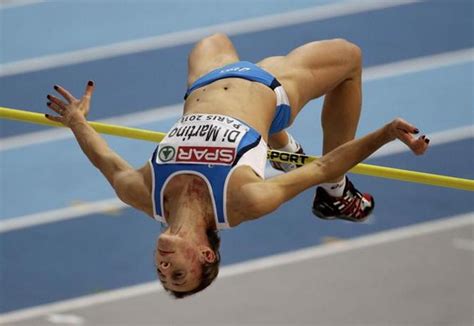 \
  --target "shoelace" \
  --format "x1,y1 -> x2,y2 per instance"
334,191 -> 365,218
